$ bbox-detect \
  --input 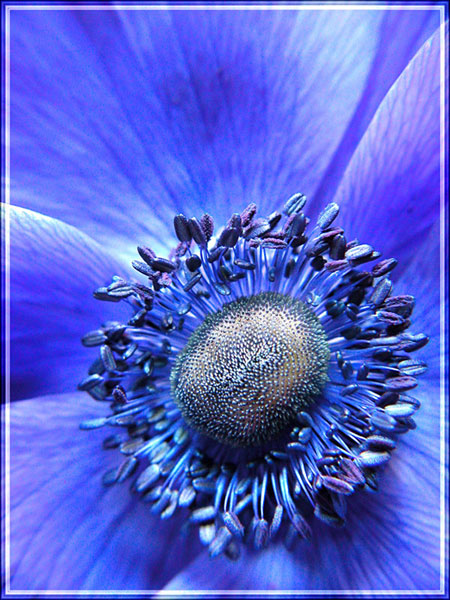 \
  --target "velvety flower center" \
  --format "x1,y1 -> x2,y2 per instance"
171,292 -> 330,447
